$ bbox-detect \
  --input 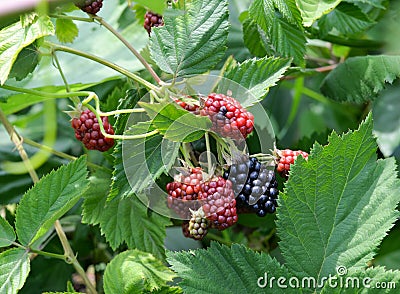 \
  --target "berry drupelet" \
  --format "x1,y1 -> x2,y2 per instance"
200,93 -> 254,141
224,157 -> 278,217
71,109 -> 114,152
